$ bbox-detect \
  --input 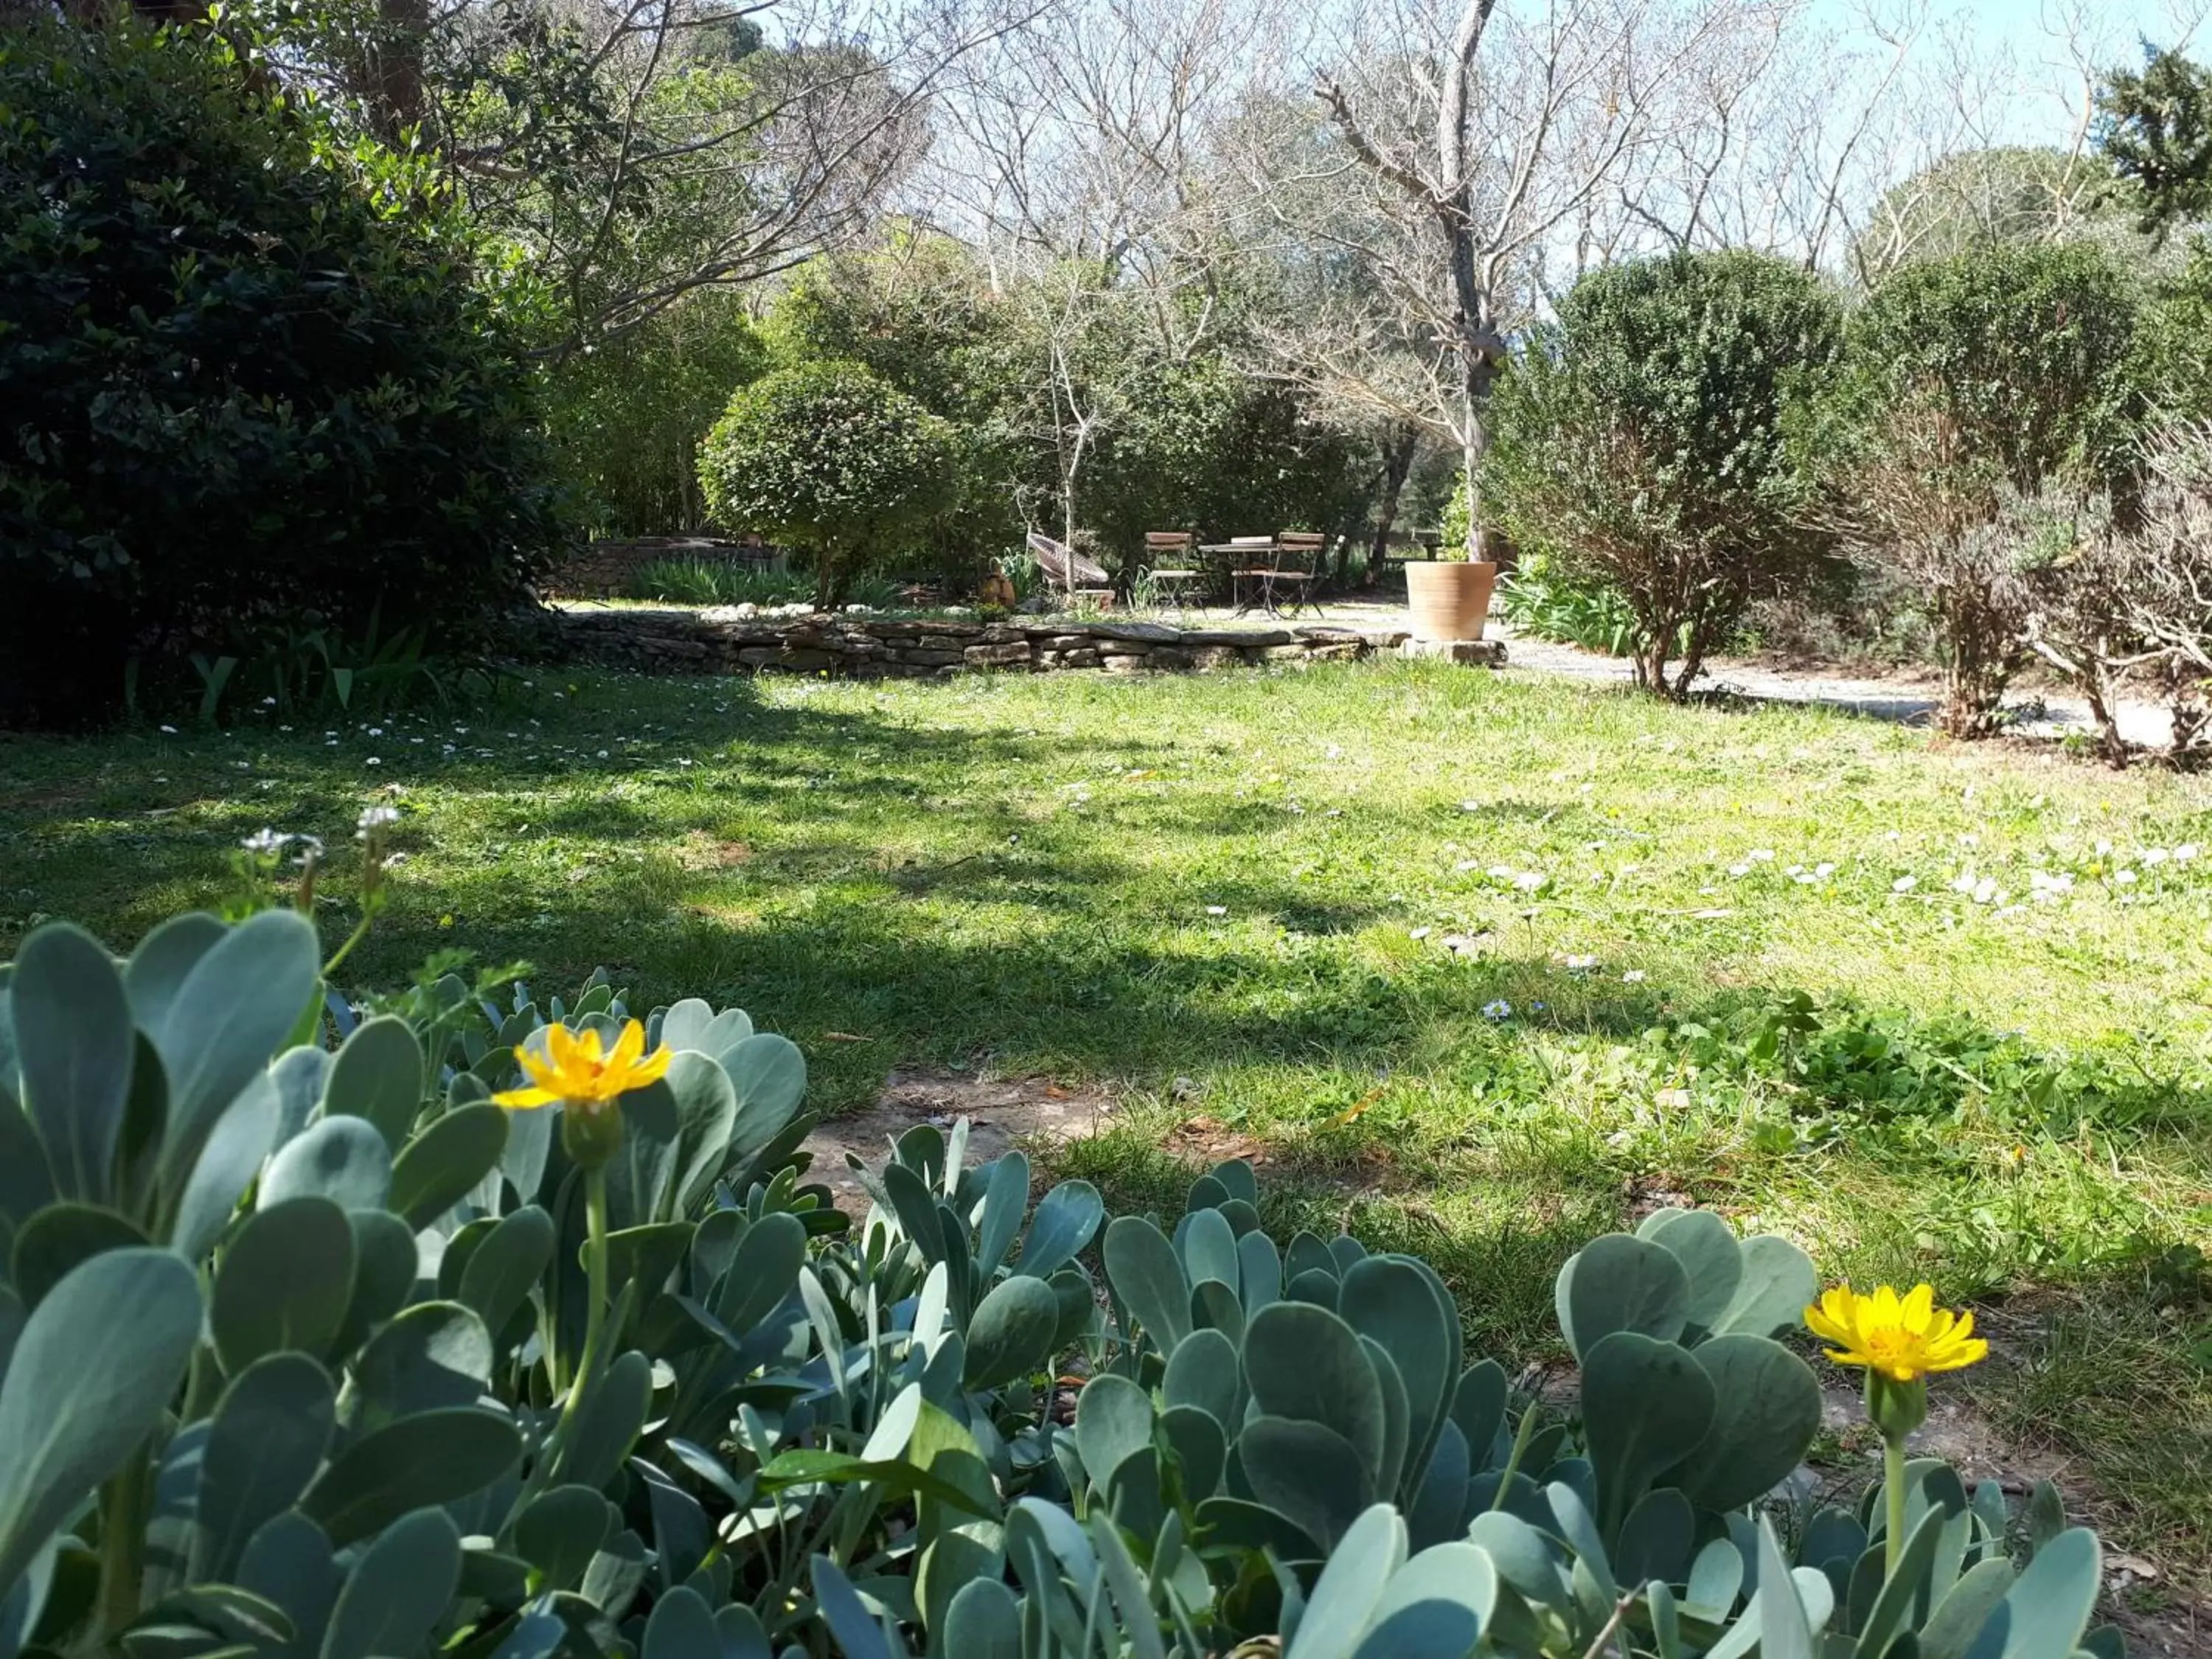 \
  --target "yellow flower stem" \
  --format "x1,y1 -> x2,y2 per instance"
1882,1428 -> 1908,1576
518,1164 -> 610,1512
